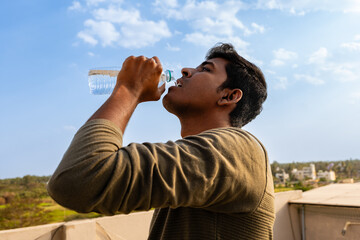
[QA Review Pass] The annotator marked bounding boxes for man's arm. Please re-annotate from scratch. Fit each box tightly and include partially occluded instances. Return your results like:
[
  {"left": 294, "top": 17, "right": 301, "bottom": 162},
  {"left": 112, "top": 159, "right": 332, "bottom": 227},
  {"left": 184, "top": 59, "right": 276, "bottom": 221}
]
[
  {"left": 88, "top": 56, "right": 165, "bottom": 133},
  {"left": 47, "top": 55, "right": 169, "bottom": 214}
]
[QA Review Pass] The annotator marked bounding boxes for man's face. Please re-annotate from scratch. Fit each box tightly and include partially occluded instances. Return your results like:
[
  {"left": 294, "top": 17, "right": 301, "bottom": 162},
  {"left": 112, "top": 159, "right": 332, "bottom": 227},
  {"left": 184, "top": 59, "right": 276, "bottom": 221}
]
[{"left": 162, "top": 57, "right": 229, "bottom": 117}]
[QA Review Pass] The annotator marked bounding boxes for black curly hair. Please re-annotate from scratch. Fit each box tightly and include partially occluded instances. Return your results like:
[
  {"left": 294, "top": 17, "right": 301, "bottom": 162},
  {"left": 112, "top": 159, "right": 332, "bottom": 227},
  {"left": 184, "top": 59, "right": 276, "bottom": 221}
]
[{"left": 206, "top": 43, "right": 267, "bottom": 127}]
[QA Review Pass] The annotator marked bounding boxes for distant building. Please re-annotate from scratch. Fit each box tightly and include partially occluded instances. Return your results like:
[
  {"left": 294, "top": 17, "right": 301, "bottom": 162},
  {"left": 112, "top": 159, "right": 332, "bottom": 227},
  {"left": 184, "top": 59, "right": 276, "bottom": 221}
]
[
  {"left": 317, "top": 170, "right": 336, "bottom": 181},
  {"left": 292, "top": 164, "right": 317, "bottom": 181},
  {"left": 275, "top": 170, "right": 289, "bottom": 183}
]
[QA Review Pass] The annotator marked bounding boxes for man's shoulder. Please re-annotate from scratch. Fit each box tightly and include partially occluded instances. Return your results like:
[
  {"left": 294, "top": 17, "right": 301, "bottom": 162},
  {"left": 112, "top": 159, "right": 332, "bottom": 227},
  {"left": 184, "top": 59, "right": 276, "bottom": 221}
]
[{"left": 178, "top": 126, "right": 265, "bottom": 156}]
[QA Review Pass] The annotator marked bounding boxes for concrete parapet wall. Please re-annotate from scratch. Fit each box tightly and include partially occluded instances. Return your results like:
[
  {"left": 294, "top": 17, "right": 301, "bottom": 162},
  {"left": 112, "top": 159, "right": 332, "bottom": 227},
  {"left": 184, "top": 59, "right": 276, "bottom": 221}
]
[
  {"left": 0, "top": 191, "right": 304, "bottom": 240},
  {"left": 0, "top": 222, "right": 64, "bottom": 240},
  {"left": 0, "top": 211, "right": 154, "bottom": 240},
  {"left": 273, "top": 190, "right": 303, "bottom": 240}
]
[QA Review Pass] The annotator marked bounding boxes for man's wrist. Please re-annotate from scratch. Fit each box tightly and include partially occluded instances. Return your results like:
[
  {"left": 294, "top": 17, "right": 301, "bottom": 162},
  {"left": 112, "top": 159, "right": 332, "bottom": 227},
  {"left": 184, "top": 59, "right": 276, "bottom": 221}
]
[
  {"left": 111, "top": 84, "right": 141, "bottom": 104},
  {"left": 87, "top": 84, "right": 139, "bottom": 133}
]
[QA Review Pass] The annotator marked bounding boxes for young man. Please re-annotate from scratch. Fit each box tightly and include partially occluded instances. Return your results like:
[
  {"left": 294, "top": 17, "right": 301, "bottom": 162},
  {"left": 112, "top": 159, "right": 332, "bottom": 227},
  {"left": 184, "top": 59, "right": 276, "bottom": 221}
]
[{"left": 48, "top": 43, "right": 275, "bottom": 239}]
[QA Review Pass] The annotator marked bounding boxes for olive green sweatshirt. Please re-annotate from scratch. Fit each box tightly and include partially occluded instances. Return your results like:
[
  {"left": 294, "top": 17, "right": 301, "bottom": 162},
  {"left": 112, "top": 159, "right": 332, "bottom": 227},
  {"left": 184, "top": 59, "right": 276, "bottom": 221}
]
[{"left": 48, "top": 119, "right": 274, "bottom": 239}]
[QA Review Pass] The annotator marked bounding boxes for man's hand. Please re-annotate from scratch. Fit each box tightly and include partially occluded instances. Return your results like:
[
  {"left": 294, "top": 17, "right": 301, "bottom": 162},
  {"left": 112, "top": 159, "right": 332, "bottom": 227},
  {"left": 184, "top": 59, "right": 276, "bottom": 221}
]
[
  {"left": 88, "top": 55, "right": 166, "bottom": 133},
  {"left": 113, "top": 56, "right": 166, "bottom": 103}
]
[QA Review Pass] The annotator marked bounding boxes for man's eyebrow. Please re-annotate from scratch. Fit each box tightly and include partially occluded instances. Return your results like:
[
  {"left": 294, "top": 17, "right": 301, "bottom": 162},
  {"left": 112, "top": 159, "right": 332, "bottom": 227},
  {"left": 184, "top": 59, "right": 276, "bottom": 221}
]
[{"left": 199, "top": 61, "right": 215, "bottom": 68}]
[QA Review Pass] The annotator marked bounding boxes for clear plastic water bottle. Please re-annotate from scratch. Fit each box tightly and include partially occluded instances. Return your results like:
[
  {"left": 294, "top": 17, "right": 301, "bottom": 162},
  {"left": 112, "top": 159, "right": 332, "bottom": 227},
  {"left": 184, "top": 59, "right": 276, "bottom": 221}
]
[{"left": 88, "top": 67, "right": 175, "bottom": 95}]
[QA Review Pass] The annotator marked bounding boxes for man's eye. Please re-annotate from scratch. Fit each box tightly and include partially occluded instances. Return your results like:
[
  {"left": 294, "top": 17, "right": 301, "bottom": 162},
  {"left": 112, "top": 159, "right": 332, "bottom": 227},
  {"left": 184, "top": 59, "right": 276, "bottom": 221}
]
[{"left": 201, "top": 67, "right": 210, "bottom": 72}]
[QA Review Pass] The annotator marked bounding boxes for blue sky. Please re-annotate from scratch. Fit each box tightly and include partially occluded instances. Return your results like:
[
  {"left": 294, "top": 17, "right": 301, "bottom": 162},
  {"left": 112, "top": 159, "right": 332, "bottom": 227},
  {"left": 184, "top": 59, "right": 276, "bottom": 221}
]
[{"left": 1, "top": 0, "right": 360, "bottom": 178}]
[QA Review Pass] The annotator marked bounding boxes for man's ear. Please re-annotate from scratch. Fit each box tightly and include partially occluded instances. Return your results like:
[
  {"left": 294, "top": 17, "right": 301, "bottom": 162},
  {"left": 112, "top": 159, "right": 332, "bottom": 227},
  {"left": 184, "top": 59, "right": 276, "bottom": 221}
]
[{"left": 217, "top": 88, "right": 242, "bottom": 106}]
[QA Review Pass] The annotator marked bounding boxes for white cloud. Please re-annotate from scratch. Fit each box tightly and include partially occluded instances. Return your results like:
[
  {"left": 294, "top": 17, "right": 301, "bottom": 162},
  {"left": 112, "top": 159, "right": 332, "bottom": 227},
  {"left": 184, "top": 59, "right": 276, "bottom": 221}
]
[
  {"left": 294, "top": 74, "right": 325, "bottom": 85},
  {"left": 308, "top": 47, "right": 328, "bottom": 64},
  {"left": 162, "top": 0, "right": 247, "bottom": 21},
  {"left": 268, "top": 47, "right": 359, "bottom": 88},
  {"left": 177, "top": 1, "right": 252, "bottom": 37},
  {"left": 68, "top": 1, "right": 83, "bottom": 11},
  {"left": 331, "top": 64, "right": 358, "bottom": 82},
  {"left": 119, "top": 20, "right": 171, "bottom": 48},
  {"left": 63, "top": 125, "right": 77, "bottom": 132},
  {"left": 92, "top": 6, "right": 140, "bottom": 24},
  {"left": 166, "top": 43, "right": 180, "bottom": 51},
  {"left": 264, "top": 70, "right": 288, "bottom": 89},
  {"left": 246, "top": 56, "right": 264, "bottom": 67},
  {"left": 292, "top": 45, "right": 360, "bottom": 83},
  {"left": 191, "top": 16, "right": 243, "bottom": 36},
  {"left": 77, "top": 31, "right": 98, "bottom": 45},
  {"left": 88, "top": 52, "right": 95, "bottom": 56},
  {"left": 256, "top": 0, "right": 281, "bottom": 10},
  {"left": 251, "top": 23, "right": 265, "bottom": 34},
  {"left": 76, "top": 5, "right": 171, "bottom": 48},
  {"left": 341, "top": 42, "right": 360, "bottom": 51},
  {"left": 265, "top": 69, "right": 276, "bottom": 75},
  {"left": 273, "top": 48, "right": 298, "bottom": 60},
  {"left": 73, "top": 1, "right": 264, "bottom": 50},
  {"left": 184, "top": 32, "right": 249, "bottom": 51},
  {"left": 78, "top": 19, "right": 120, "bottom": 47},
  {"left": 274, "top": 76, "right": 288, "bottom": 89},
  {"left": 184, "top": 32, "right": 225, "bottom": 47},
  {"left": 154, "top": 0, "right": 257, "bottom": 51},
  {"left": 289, "top": 7, "right": 305, "bottom": 16},
  {"left": 255, "top": 0, "right": 360, "bottom": 14},
  {"left": 271, "top": 59, "right": 285, "bottom": 66},
  {"left": 341, "top": 36, "right": 360, "bottom": 51},
  {"left": 86, "top": 0, "right": 106, "bottom": 6},
  {"left": 271, "top": 48, "right": 298, "bottom": 66},
  {"left": 343, "top": 1, "right": 360, "bottom": 13},
  {"left": 316, "top": 60, "right": 359, "bottom": 82},
  {"left": 153, "top": 0, "right": 178, "bottom": 8},
  {"left": 85, "top": 0, "right": 123, "bottom": 7}
]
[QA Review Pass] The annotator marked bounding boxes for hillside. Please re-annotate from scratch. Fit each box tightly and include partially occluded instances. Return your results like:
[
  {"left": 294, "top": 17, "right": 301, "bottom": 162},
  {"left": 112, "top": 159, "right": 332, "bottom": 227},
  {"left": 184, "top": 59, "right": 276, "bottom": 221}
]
[{"left": 0, "top": 175, "right": 102, "bottom": 230}]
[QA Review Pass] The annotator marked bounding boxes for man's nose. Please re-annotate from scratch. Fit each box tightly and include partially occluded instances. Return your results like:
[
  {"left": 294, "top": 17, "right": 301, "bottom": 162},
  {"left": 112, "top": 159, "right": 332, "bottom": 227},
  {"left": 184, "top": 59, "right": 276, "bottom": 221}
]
[{"left": 181, "top": 68, "right": 194, "bottom": 78}]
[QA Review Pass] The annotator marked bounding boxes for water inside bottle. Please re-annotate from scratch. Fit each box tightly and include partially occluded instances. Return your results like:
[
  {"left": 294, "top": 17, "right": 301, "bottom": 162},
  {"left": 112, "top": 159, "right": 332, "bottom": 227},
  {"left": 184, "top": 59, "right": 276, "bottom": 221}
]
[
  {"left": 88, "top": 73, "right": 117, "bottom": 95},
  {"left": 88, "top": 68, "right": 175, "bottom": 95}
]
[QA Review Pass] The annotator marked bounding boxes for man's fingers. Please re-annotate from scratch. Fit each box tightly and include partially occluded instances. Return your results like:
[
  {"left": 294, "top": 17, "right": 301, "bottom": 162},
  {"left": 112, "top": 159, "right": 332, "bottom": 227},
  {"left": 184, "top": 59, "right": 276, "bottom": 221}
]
[
  {"left": 152, "top": 56, "right": 161, "bottom": 64},
  {"left": 151, "top": 56, "right": 163, "bottom": 72}
]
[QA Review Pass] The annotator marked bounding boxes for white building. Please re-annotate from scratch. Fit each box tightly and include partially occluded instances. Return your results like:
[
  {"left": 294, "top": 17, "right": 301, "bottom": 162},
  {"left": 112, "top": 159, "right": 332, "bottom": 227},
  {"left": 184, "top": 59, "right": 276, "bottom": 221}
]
[
  {"left": 292, "top": 164, "right": 317, "bottom": 181},
  {"left": 317, "top": 170, "right": 336, "bottom": 181},
  {"left": 275, "top": 170, "right": 289, "bottom": 183}
]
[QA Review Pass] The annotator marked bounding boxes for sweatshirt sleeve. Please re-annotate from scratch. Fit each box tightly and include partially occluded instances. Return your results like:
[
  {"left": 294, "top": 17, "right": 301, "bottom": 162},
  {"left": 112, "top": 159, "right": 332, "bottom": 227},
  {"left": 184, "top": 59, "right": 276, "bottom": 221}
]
[{"left": 47, "top": 119, "right": 266, "bottom": 215}]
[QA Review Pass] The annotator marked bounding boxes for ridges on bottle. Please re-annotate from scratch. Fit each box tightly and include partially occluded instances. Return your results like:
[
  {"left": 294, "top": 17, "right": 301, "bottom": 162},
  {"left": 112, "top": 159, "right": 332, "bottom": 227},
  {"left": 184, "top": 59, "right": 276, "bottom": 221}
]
[{"left": 88, "top": 67, "right": 175, "bottom": 95}]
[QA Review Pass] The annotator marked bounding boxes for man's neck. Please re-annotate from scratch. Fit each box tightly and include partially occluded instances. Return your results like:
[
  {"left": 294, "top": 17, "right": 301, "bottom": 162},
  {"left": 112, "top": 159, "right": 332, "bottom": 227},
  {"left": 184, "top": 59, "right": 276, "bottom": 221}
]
[{"left": 179, "top": 114, "right": 231, "bottom": 138}]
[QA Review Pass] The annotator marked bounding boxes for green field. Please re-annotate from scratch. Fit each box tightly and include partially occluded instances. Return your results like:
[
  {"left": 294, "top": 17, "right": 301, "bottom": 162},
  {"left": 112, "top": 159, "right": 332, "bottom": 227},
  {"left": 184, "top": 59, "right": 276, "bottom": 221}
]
[
  {"left": 0, "top": 176, "right": 103, "bottom": 230},
  {"left": 274, "top": 187, "right": 295, "bottom": 193}
]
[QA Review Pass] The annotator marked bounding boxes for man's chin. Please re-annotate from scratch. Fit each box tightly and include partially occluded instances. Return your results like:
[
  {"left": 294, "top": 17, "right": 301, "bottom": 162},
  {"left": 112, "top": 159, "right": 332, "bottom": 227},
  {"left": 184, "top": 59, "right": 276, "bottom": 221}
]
[
  {"left": 162, "top": 94, "right": 171, "bottom": 111},
  {"left": 162, "top": 94, "right": 177, "bottom": 115}
]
